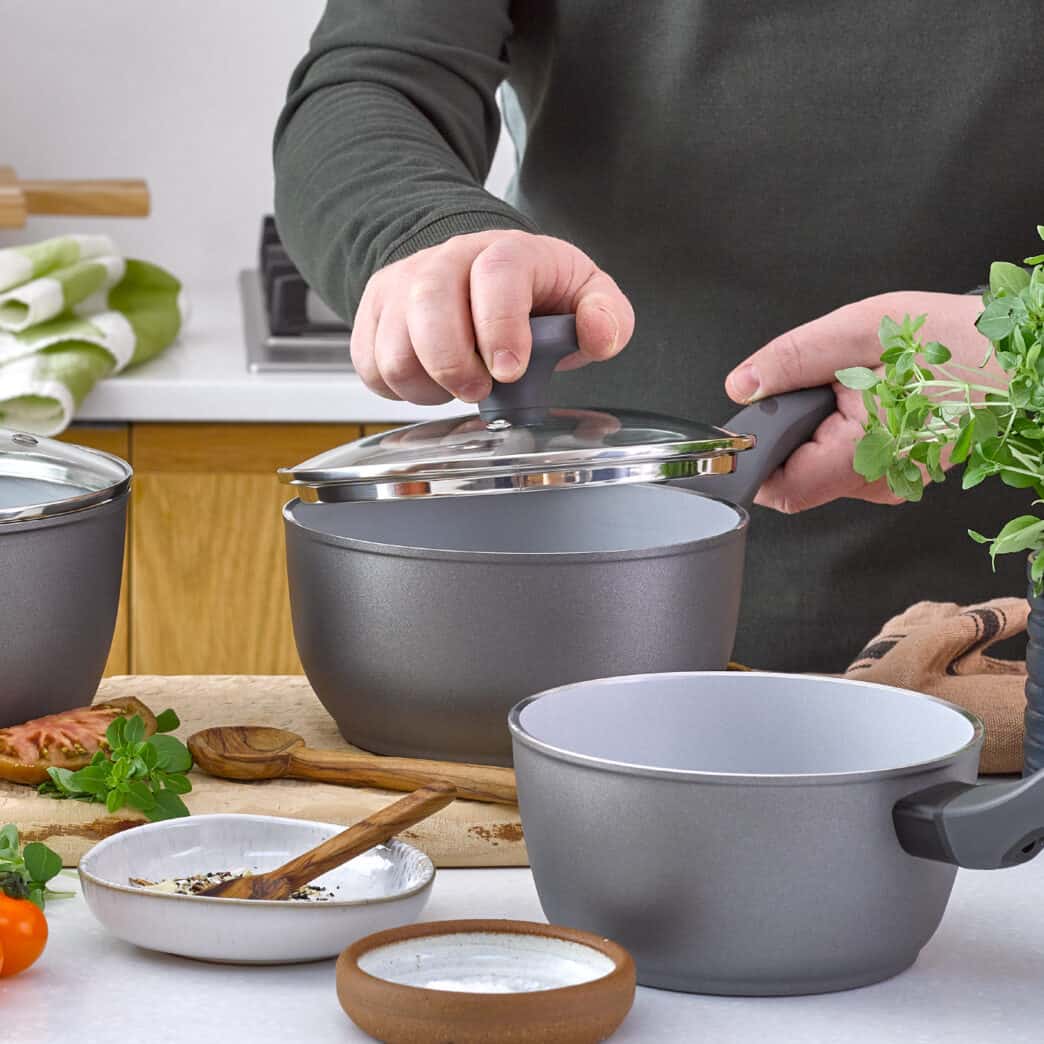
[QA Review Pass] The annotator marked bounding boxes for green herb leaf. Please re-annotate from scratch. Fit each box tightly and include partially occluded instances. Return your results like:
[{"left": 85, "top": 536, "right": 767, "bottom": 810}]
[
  {"left": 977, "top": 299, "right": 1017, "bottom": 341},
  {"left": 853, "top": 430, "right": 895, "bottom": 482},
  {"left": 22, "top": 842, "right": 62, "bottom": 885},
  {"left": 922, "top": 341, "right": 952, "bottom": 364},
  {"left": 154, "top": 709, "right": 180, "bottom": 733},
  {"left": 147, "top": 734, "right": 193, "bottom": 774},
  {"left": 835, "top": 366, "right": 879, "bottom": 390},
  {"left": 123, "top": 715, "right": 146, "bottom": 745},
  {"left": 148, "top": 790, "right": 191, "bottom": 822},
  {"left": 989, "top": 261, "right": 1031, "bottom": 297}
]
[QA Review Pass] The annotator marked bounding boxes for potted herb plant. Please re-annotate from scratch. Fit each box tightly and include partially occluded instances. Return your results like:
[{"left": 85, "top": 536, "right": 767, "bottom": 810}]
[{"left": 836, "top": 225, "right": 1044, "bottom": 775}]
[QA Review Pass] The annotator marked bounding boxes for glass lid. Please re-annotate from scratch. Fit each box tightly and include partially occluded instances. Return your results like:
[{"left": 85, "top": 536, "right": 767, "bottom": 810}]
[
  {"left": 280, "top": 407, "right": 754, "bottom": 502},
  {"left": 280, "top": 315, "right": 758, "bottom": 502},
  {"left": 0, "top": 429, "right": 132, "bottom": 523}
]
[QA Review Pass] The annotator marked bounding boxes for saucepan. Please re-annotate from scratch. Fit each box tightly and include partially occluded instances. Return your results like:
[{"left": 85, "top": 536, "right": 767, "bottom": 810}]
[
  {"left": 509, "top": 671, "right": 1044, "bottom": 996},
  {"left": 0, "top": 429, "right": 130, "bottom": 727},
  {"left": 279, "top": 316, "right": 834, "bottom": 765}
]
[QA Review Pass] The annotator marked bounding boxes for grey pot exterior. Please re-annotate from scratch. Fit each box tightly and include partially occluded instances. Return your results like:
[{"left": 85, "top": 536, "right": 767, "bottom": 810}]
[
  {"left": 0, "top": 493, "right": 128, "bottom": 728},
  {"left": 1025, "top": 561, "right": 1044, "bottom": 776},
  {"left": 284, "top": 489, "right": 748, "bottom": 765},
  {"left": 511, "top": 724, "right": 979, "bottom": 995}
]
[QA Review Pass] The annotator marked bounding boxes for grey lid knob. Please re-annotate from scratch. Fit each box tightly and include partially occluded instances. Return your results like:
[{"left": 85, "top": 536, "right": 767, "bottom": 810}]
[{"left": 478, "top": 315, "right": 579, "bottom": 426}]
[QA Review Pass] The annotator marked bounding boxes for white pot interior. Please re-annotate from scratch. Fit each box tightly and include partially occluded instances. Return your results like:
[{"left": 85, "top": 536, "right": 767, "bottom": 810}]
[
  {"left": 289, "top": 484, "right": 742, "bottom": 555},
  {"left": 517, "top": 672, "right": 978, "bottom": 776}
]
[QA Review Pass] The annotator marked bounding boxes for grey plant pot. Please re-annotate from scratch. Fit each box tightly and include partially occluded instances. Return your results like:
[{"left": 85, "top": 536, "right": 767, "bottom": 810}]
[{"left": 1026, "top": 557, "right": 1044, "bottom": 776}]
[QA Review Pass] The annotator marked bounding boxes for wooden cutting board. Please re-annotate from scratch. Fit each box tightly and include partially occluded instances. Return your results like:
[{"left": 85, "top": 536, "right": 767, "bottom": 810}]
[{"left": 0, "top": 676, "right": 527, "bottom": 868}]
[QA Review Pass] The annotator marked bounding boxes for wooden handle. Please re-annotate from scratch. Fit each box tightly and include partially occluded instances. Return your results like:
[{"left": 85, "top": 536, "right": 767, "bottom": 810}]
[
  {"left": 290, "top": 746, "right": 517, "bottom": 806},
  {"left": 209, "top": 783, "right": 457, "bottom": 900},
  {"left": 0, "top": 167, "right": 150, "bottom": 227},
  {"left": 200, "top": 782, "right": 456, "bottom": 900},
  {"left": 0, "top": 166, "right": 27, "bottom": 229},
  {"left": 21, "top": 179, "right": 150, "bottom": 218}
]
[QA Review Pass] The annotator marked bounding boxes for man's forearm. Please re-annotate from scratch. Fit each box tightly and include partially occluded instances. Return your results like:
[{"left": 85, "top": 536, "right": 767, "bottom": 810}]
[{"left": 273, "top": 0, "right": 535, "bottom": 322}]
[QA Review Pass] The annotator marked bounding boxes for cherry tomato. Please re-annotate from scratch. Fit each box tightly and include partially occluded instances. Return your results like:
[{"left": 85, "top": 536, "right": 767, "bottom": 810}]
[{"left": 0, "top": 894, "right": 47, "bottom": 977}]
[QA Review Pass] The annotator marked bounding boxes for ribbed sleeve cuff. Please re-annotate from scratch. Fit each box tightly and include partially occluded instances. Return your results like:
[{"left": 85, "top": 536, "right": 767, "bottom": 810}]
[{"left": 384, "top": 209, "right": 539, "bottom": 266}]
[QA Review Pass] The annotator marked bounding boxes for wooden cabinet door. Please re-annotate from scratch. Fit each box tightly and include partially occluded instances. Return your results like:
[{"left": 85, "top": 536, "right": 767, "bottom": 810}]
[
  {"left": 61, "top": 424, "right": 131, "bottom": 676},
  {"left": 130, "top": 424, "right": 361, "bottom": 675}
]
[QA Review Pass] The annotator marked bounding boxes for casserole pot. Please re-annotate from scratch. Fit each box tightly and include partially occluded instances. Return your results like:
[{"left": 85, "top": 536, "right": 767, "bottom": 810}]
[
  {"left": 509, "top": 671, "right": 1044, "bottom": 995},
  {"left": 280, "top": 316, "right": 834, "bottom": 764},
  {"left": 0, "top": 429, "right": 131, "bottom": 727}
]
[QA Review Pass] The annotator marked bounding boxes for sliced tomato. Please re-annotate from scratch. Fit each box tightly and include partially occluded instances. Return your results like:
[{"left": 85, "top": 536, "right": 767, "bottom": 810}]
[{"left": 0, "top": 697, "right": 157, "bottom": 785}]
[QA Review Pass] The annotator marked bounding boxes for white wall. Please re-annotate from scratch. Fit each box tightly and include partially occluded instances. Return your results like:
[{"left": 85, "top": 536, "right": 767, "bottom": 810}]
[{"left": 1, "top": 0, "right": 514, "bottom": 294}]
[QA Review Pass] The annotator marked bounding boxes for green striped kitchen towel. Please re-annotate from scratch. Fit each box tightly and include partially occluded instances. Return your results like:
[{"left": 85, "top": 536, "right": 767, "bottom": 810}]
[
  {"left": 0, "top": 255, "right": 187, "bottom": 436},
  {"left": 0, "top": 234, "right": 116, "bottom": 293},
  {"left": 0, "top": 254, "right": 127, "bottom": 331}
]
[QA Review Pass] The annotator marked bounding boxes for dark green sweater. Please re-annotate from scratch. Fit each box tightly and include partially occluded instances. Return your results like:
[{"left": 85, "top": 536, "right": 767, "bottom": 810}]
[{"left": 275, "top": 0, "right": 1044, "bottom": 671}]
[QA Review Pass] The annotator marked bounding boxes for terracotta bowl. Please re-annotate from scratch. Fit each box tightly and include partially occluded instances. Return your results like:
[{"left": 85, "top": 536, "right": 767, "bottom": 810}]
[{"left": 336, "top": 918, "right": 636, "bottom": 1044}]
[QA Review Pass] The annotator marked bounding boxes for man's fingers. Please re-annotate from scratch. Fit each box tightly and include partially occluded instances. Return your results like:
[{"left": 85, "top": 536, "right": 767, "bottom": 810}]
[
  {"left": 349, "top": 291, "right": 396, "bottom": 400},
  {"left": 726, "top": 299, "right": 884, "bottom": 404},
  {"left": 469, "top": 234, "right": 635, "bottom": 382},
  {"left": 469, "top": 235, "right": 540, "bottom": 382},
  {"left": 752, "top": 410, "right": 902, "bottom": 512},
  {"left": 571, "top": 271, "right": 635, "bottom": 366},
  {"left": 405, "top": 262, "right": 490, "bottom": 403},
  {"left": 374, "top": 306, "right": 454, "bottom": 405}
]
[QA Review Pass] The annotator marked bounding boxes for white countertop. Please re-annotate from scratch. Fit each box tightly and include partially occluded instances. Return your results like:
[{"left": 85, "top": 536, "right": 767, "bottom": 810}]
[
  {"left": 76, "top": 280, "right": 465, "bottom": 425},
  {"left": 6, "top": 862, "right": 1044, "bottom": 1044}
]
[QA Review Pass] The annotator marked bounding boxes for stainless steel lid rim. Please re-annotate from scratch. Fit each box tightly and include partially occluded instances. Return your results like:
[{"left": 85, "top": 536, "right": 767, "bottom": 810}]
[
  {"left": 288, "top": 453, "right": 737, "bottom": 504},
  {"left": 0, "top": 484, "right": 131, "bottom": 531},
  {"left": 282, "top": 496, "right": 750, "bottom": 564},
  {"left": 280, "top": 442, "right": 746, "bottom": 489},
  {"left": 508, "top": 672, "right": 986, "bottom": 787}
]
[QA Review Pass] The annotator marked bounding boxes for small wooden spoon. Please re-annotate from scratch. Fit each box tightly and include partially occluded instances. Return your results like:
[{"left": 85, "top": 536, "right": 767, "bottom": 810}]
[
  {"left": 199, "top": 782, "right": 456, "bottom": 900},
  {"left": 188, "top": 725, "right": 517, "bottom": 805}
]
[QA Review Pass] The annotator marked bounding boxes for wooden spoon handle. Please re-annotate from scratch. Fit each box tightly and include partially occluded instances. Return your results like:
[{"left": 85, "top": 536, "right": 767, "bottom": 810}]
[
  {"left": 289, "top": 747, "right": 517, "bottom": 805},
  {"left": 20, "top": 178, "right": 150, "bottom": 218},
  {"left": 262, "top": 783, "right": 457, "bottom": 899}
]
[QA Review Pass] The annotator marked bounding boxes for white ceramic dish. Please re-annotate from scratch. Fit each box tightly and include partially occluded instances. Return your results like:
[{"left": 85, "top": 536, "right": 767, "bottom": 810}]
[
  {"left": 79, "top": 813, "right": 435, "bottom": 964},
  {"left": 357, "top": 930, "right": 618, "bottom": 993}
]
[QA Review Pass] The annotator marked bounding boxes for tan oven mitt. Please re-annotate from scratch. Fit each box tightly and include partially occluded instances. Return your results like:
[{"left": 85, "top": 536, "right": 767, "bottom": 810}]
[{"left": 845, "top": 598, "right": 1027, "bottom": 774}]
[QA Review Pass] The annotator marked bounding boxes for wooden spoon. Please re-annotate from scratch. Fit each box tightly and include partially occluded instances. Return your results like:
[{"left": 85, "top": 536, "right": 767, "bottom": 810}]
[
  {"left": 188, "top": 725, "right": 517, "bottom": 805},
  {"left": 199, "top": 782, "right": 456, "bottom": 900}
]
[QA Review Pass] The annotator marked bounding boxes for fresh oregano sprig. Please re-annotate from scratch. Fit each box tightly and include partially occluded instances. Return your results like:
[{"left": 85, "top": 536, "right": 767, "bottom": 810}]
[
  {"left": 0, "top": 823, "right": 72, "bottom": 909},
  {"left": 837, "top": 225, "right": 1044, "bottom": 590},
  {"left": 39, "top": 709, "right": 193, "bottom": 821}
]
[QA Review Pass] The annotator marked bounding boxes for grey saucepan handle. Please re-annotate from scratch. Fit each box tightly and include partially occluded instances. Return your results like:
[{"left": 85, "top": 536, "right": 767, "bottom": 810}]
[
  {"left": 893, "top": 770, "right": 1044, "bottom": 870},
  {"left": 681, "top": 386, "right": 836, "bottom": 508},
  {"left": 478, "top": 314, "right": 578, "bottom": 426}
]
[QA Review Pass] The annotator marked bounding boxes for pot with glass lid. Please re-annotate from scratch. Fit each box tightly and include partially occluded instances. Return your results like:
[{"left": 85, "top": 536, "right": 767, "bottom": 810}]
[
  {"left": 0, "top": 429, "right": 131, "bottom": 727},
  {"left": 279, "top": 316, "right": 834, "bottom": 765}
]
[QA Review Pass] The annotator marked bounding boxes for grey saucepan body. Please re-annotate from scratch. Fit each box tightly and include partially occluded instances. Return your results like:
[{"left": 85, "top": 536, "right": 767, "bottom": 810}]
[
  {"left": 509, "top": 671, "right": 1044, "bottom": 995},
  {"left": 1, "top": 481, "right": 128, "bottom": 727},
  {"left": 284, "top": 485, "right": 748, "bottom": 764}
]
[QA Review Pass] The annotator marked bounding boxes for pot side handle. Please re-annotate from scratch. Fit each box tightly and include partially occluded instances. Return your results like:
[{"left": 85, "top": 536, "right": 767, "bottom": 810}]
[
  {"left": 478, "top": 315, "right": 579, "bottom": 426},
  {"left": 680, "top": 387, "right": 836, "bottom": 509},
  {"left": 893, "top": 771, "right": 1044, "bottom": 870}
]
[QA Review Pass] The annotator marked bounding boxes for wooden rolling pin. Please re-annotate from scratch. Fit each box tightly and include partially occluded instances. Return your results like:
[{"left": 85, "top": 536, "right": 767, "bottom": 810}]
[
  {"left": 188, "top": 725, "right": 518, "bottom": 806},
  {"left": 0, "top": 165, "right": 149, "bottom": 228}
]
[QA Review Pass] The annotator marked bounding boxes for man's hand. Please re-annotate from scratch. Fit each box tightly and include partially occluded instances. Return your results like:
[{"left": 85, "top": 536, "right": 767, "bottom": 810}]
[
  {"left": 350, "top": 230, "right": 635, "bottom": 404},
  {"left": 724, "top": 292, "right": 998, "bottom": 513}
]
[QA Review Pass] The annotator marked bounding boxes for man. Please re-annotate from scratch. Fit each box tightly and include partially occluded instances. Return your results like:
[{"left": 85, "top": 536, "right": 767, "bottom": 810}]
[{"left": 274, "top": 1, "right": 1043, "bottom": 670}]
